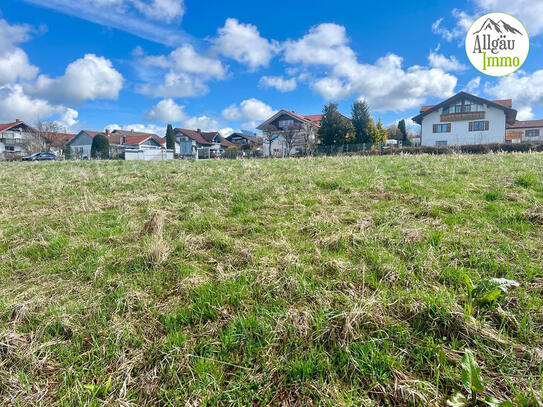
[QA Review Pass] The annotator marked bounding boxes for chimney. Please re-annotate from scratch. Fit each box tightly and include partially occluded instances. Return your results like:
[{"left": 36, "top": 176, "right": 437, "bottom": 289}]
[{"left": 15, "top": 119, "right": 21, "bottom": 122}]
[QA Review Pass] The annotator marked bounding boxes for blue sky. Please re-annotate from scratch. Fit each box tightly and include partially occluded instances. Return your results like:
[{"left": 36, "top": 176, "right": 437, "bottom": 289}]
[{"left": 0, "top": 0, "right": 542, "bottom": 136}]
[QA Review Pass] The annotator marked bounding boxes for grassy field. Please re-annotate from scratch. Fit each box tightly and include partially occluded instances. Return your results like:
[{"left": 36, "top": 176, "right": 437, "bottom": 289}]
[{"left": 0, "top": 154, "right": 542, "bottom": 406}]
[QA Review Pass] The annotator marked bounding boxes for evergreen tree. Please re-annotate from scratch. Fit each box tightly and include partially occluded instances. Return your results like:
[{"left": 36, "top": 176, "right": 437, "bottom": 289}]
[
  {"left": 64, "top": 145, "right": 72, "bottom": 160},
  {"left": 318, "top": 103, "right": 352, "bottom": 145},
  {"left": 166, "top": 124, "right": 175, "bottom": 150},
  {"left": 398, "top": 119, "right": 411, "bottom": 146},
  {"left": 91, "top": 134, "right": 110, "bottom": 159},
  {"left": 351, "top": 99, "right": 371, "bottom": 143}
]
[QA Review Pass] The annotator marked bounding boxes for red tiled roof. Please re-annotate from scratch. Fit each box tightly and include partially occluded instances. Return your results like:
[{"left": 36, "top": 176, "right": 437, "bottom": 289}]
[
  {"left": 420, "top": 105, "right": 435, "bottom": 113},
  {"left": 43, "top": 132, "right": 76, "bottom": 146},
  {"left": 0, "top": 121, "right": 21, "bottom": 132},
  {"left": 174, "top": 128, "right": 233, "bottom": 147},
  {"left": 82, "top": 130, "right": 106, "bottom": 138},
  {"left": 493, "top": 99, "right": 513, "bottom": 108},
  {"left": 506, "top": 119, "right": 543, "bottom": 129},
  {"left": 175, "top": 128, "right": 213, "bottom": 145},
  {"left": 124, "top": 135, "right": 153, "bottom": 145},
  {"left": 152, "top": 135, "right": 167, "bottom": 145},
  {"left": 304, "top": 114, "right": 324, "bottom": 126},
  {"left": 227, "top": 133, "right": 263, "bottom": 145},
  {"left": 0, "top": 120, "right": 37, "bottom": 133}
]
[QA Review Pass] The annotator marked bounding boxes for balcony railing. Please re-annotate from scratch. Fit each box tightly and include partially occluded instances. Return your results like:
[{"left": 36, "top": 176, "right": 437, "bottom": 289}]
[
  {"left": 0, "top": 138, "right": 24, "bottom": 145},
  {"left": 440, "top": 112, "right": 485, "bottom": 122}
]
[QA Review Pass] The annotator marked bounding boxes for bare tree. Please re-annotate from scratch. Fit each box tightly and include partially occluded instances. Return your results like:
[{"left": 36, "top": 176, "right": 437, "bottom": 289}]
[
  {"left": 35, "top": 120, "right": 68, "bottom": 154},
  {"left": 280, "top": 124, "right": 300, "bottom": 157},
  {"left": 260, "top": 124, "right": 279, "bottom": 157},
  {"left": 300, "top": 122, "right": 316, "bottom": 156}
]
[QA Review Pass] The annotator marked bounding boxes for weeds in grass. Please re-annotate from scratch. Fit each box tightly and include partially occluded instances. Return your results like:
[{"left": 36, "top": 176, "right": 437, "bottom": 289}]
[{"left": 0, "top": 154, "right": 542, "bottom": 406}]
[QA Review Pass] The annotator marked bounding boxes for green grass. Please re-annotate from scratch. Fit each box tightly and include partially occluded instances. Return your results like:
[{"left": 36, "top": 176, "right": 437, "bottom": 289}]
[{"left": 0, "top": 154, "right": 542, "bottom": 406}]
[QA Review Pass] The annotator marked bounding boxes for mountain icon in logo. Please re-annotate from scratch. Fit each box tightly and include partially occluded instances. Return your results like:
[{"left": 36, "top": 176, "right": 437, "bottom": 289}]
[{"left": 473, "top": 18, "right": 523, "bottom": 35}]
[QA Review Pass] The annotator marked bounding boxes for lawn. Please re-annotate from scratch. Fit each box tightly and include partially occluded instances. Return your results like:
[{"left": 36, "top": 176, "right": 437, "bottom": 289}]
[{"left": 0, "top": 154, "right": 542, "bottom": 406}]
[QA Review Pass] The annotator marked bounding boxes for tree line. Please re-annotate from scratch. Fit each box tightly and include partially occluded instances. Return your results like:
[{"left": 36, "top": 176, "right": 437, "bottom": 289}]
[{"left": 318, "top": 100, "right": 411, "bottom": 147}]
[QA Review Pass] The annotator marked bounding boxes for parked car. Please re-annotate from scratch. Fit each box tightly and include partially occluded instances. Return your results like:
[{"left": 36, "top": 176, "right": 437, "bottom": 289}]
[{"left": 22, "top": 152, "right": 56, "bottom": 161}]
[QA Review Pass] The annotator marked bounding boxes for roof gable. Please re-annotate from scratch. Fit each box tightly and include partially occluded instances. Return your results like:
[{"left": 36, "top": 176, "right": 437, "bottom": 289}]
[
  {"left": 412, "top": 92, "right": 517, "bottom": 125},
  {"left": 0, "top": 120, "right": 38, "bottom": 134}
]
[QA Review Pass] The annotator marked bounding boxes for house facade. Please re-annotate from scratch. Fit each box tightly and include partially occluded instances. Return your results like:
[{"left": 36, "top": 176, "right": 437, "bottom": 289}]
[
  {"left": 43, "top": 132, "right": 76, "bottom": 157},
  {"left": 0, "top": 120, "right": 44, "bottom": 160},
  {"left": 256, "top": 110, "right": 323, "bottom": 157},
  {"left": 68, "top": 129, "right": 163, "bottom": 159},
  {"left": 506, "top": 120, "right": 543, "bottom": 143},
  {"left": 174, "top": 128, "right": 233, "bottom": 158},
  {"left": 226, "top": 132, "right": 263, "bottom": 154},
  {"left": 413, "top": 92, "right": 518, "bottom": 146}
]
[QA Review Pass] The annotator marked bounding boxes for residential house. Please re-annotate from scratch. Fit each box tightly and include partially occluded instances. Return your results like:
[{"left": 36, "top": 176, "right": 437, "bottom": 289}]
[
  {"left": 68, "top": 129, "right": 163, "bottom": 159},
  {"left": 256, "top": 110, "right": 325, "bottom": 157},
  {"left": 68, "top": 130, "right": 107, "bottom": 159},
  {"left": 43, "top": 132, "right": 76, "bottom": 157},
  {"left": 506, "top": 120, "right": 543, "bottom": 143},
  {"left": 150, "top": 135, "right": 181, "bottom": 155},
  {"left": 226, "top": 132, "right": 264, "bottom": 154},
  {"left": 413, "top": 92, "right": 517, "bottom": 146},
  {"left": 174, "top": 128, "right": 233, "bottom": 158},
  {"left": 109, "top": 130, "right": 163, "bottom": 157},
  {"left": 0, "top": 120, "right": 44, "bottom": 160}
]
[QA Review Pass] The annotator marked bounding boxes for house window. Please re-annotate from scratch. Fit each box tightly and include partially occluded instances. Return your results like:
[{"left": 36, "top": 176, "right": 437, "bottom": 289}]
[
  {"left": 5, "top": 146, "right": 14, "bottom": 151},
  {"left": 278, "top": 119, "right": 294, "bottom": 128},
  {"left": 436, "top": 140, "right": 448, "bottom": 146},
  {"left": 433, "top": 123, "right": 451, "bottom": 133},
  {"left": 469, "top": 121, "right": 489, "bottom": 131},
  {"left": 525, "top": 129, "right": 540, "bottom": 137},
  {"left": 443, "top": 100, "right": 483, "bottom": 114}
]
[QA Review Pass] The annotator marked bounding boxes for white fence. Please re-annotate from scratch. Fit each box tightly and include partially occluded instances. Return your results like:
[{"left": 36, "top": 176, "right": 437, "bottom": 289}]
[{"left": 124, "top": 149, "right": 174, "bottom": 161}]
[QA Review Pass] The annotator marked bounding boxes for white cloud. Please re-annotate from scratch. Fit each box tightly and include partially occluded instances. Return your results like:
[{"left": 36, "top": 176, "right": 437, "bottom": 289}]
[
  {"left": 259, "top": 75, "right": 297, "bottom": 92},
  {"left": 21, "top": 0, "right": 188, "bottom": 46},
  {"left": 138, "top": 44, "right": 227, "bottom": 98},
  {"left": 131, "top": 0, "right": 184, "bottom": 23},
  {"left": 27, "top": 54, "right": 124, "bottom": 104},
  {"left": 212, "top": 18, "right": 278, "bottom": 70},
  {"left": 57, "top": 108, "right": 79, "bottom": 128},
  {"left": 0, "top": 84, "right": 73, "bottom": 124},
  {"left": 222, "top": 98, "right": 276, "bottom": 122},
  {"left": 428, "top": 52, "right": 466, "bottom": 72},
  {"left": 143, "top": 98, "right": 186, "bottom": 122},
  {"left": 516, "top": 107, "right": 534, "bottom": 120},
  {"left": 105, "top": 123, "right": 166, "bottom": 135},
  {"left": 283, "top": 23, "right": 355, "bottom": 65},
  {"left": 183, "top": 115, "right": 221, "bottom": 131},
  {"left": 432, "top": 9, "right": 474, "bottom": 42},
  {"left": 475, "top": 0, "right": 543, "bottom": 36},
  {"left": 485, "top": 70, "right": 543, "bottom": 118},
  {"left": 219, "top": 127, "right": 234, "bottom": 137},
  {"left": 464, "top": 77, "right": 481, "bottom": 93},
  {"left": 221, "top": 98, "right": 276, "bottom": 130},
  {"left": 282, "top": 23, "right": 457, "bottom": 111},
  {"left": 433, "top": 1, "right": 543, "bottom": 42},
  {"left": 312, "top": 53, "right": 457, "bottom": 111},
  {"left": 0, "top": 19, "right": 39, "bottom": 85}
]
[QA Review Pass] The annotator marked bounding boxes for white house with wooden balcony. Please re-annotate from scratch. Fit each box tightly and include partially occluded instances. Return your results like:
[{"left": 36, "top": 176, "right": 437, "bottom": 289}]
[{"left": 413, "top": 92, "right": 518, "bottom": 146}]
